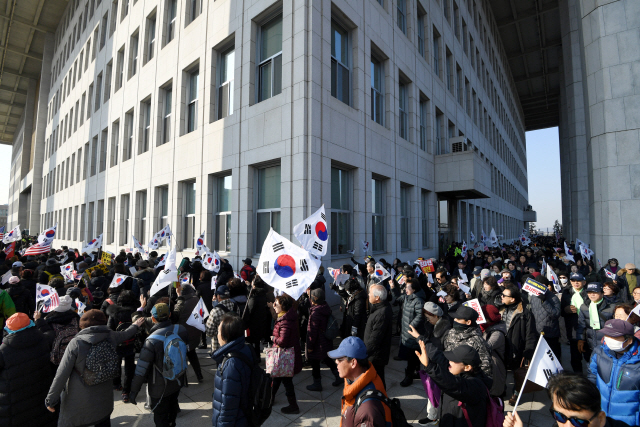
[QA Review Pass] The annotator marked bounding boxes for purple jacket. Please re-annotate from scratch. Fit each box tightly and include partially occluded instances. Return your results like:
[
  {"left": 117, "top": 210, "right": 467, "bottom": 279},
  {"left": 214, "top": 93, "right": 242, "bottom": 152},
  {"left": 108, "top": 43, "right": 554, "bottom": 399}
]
[
  {"left": 272, "top": 308, "right": 303, "bottom": 375},
  {"left": 306, "top": 302, "right": 333, "bottom": 360}
]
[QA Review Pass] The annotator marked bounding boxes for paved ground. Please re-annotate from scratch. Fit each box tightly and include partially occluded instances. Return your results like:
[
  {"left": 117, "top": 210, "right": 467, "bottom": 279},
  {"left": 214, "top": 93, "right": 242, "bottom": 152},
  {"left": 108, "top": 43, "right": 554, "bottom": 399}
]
[{"left": 110, "top": 335, "right": 567, "bottom": 426}]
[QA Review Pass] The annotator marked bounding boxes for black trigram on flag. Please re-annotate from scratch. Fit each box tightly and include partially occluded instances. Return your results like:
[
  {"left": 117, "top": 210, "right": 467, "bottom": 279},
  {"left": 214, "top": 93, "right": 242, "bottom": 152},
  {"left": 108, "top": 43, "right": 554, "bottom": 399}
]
[
  {"left": 312, "top": 242, "right": 323, "bottom": 251},
  {"left": 300, "top": 259, "right": 309, "bottom": 271},
  {"left": 263, "top": 261, "right": 269, "bottom": 273},
  {"left": 543, "top": 369, "right": 553, "bottom": 381},
  {"left": 304, "top": 224, "right": 312, "bottom": 234},
  {"left": 320, "top": 212, "right": 327, "bottom": 221},
  {"left": 272, "top": 242, "right": 284, "bottom": 252},
  {"left": 546, "top": 350, "right": 555, "bottom": 361},
  {"left": 286, "top": 279, "right": 299, "bottom": 288}
]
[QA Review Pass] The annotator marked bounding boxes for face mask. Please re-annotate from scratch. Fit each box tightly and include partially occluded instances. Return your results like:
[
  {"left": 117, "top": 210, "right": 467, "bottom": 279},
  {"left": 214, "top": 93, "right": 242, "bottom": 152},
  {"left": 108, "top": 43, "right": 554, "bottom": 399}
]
[
  {"left": 560, "top": 278, "right": 568, "bottom": 285},
  {"left": 453, "top": 322, "right": 472, "bottom": 332},
  {"left": 604, "top": 336, "right": 630, "bottom": 352}
]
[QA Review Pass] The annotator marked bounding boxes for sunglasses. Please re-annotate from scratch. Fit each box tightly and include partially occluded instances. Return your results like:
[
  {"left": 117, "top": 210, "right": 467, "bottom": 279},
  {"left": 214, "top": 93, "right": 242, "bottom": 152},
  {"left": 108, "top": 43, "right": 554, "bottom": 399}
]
[{"left": 549, "top": 408, "right": 598, "bottom": 427}]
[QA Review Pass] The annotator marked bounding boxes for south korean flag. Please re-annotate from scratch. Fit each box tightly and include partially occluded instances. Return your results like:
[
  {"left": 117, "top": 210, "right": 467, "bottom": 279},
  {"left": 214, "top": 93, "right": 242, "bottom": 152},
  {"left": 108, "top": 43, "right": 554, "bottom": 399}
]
[
  {"left": 186, "top": 297, "right": 210, "bottom": 332},
  {"left": 293, "top": 205, "right": 328, "bottom": 257},
  {"left": 258, "top": 228, "right": 320, "bottom": 300},
  {"left": 202, "top": 246, "right": 222, "bottom": 273}
]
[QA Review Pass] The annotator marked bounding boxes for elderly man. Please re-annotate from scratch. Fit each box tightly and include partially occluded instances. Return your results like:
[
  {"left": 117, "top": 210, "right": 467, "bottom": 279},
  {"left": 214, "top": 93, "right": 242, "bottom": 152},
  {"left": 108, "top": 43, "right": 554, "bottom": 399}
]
[
  {"left": 577, "top": 282, "right": 614, "bottom": 359},
  {"left": 561, "top": 272, "right": 590, "bottom": 373},
  {"left": 363, "top": 284, "right": 393, "bottom": 387}
]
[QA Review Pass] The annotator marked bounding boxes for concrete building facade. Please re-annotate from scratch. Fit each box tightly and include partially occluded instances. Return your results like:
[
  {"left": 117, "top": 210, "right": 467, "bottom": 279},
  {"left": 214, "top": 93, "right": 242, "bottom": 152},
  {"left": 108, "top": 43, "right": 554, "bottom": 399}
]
[{"left": 9, "top": 0, "right": 553, "bottom": 267}]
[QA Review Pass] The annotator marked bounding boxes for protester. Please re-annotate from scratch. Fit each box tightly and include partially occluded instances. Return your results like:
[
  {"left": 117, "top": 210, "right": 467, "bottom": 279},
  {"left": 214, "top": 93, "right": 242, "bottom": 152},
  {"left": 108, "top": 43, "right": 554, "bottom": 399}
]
[
  {"left": 0, "top": 313, "right": 57, "bottom": 426},
  {"left": 479, "top": 276, "right": 502, "bottom": 307},
  {"left": 577, "top": 282, "right": 614, "bottom": 358},
  {"left": 239, "top": 258, "right": 256, "bottom": 282},
  {"left": 561, "top": 272, "right": 590, "bottom": 373},
  {"left": 396, "top": 278, "right": 426, "bottom": 387},
  {"left": 35, "top": 294, "right": 81, "bottom": 369},
  {"left": 337, "top": 277, "right": 367, "bottom": 340},
  {"left": 46, "top": 310, "right": 144, "bottom": 427},
  {"left": 205, "top": 285, "right": 239, "bottom": 353},
  {"left": 328, "top": 336, "right": 391, "bottom": 427},
  {"left": 616, "top": 263, "right": 639, "bottom": 300},
  {"left": 0, "top": 285, "right": 15, "bottom": 328},
  {"left": 245, "top": 275, "right": 270, "bottom": 357},
  {"left": 173, "top": 282, "right": 204, "bottom": 382},
  {"left": 480, "top": 304, "right": 507, "bottom": 397},
  {"left": 363, "top": 284, "right": 393, "bottom": 388},
  {"left": 105, "top": 290, "right": 139, "bottom": 401},
  {"left": 528, "top": 275, "right": 562, "bottom": 357},
  {"left": 306, "top": 288, "right": 340, "bottom": 391}
]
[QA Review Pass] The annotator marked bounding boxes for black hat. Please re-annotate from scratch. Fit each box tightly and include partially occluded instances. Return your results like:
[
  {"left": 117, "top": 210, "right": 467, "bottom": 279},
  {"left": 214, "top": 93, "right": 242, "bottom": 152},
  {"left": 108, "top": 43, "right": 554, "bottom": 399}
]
[
  {"left": 242, "top": 258, "right": 252, "bottom": 265},
  {"left": 449, "top": 305, "right": 479, "bottom": 322},
  {"left": 444, "top": 345, "right": 481, "bottom": 366},
  {"left": 586, "top": 282, "right": 603, "bottom": 293},
  {"left": 570, "top": 272, "right": 585, "bottom": 281}
]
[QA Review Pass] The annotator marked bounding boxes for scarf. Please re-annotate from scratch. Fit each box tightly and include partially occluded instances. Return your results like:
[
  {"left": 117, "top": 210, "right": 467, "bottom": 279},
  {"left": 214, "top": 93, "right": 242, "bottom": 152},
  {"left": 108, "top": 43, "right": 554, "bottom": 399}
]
[
  {"left": 340, "top": 365, "right": 392, "bottom": 427},
  {"left": 277, "top": 311, "right": 287, "bottom": 319},
  {"left": 627, "top": 273, "right": 637, "bottom": 294},
  {"left": 571, "top": 289, "right": 584, "bottom": 311},
  {"left": 589, "top": 299, "right": 603, "bottom": 330}
]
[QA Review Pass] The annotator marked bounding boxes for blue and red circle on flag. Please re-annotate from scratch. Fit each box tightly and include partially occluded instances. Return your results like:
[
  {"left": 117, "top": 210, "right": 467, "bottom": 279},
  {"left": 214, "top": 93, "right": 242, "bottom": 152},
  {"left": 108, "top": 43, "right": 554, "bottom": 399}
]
[
  {"left": 375, "top": 268, "right": 384, "bottom": 276},
  {"left": 199, "top": 308, "right": 204, "bottom": 317},
  {"left": 40, "top": 288, "right": 50, "bottom": 298},
  {"left": 315, "top": 222, "right": 328, "bottom": 242},
  {"left": 116, "top": 277, "right": 124, "bottom": 284},
  {"left": 89, "top": 239, "right": 96, "bottom": 245},
  {"left": 274, "top": 254, "right": 296, "bottom": 278},
  {"left": 197, "top": 238, "right": 204, "bottom": 246},
  {"left": 46, "top": 230, "right": 55, "bottom": 238}
]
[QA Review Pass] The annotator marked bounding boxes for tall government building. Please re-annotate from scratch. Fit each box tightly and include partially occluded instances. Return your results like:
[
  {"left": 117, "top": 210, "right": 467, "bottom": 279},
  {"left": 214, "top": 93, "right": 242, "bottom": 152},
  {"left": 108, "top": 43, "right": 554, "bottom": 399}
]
[{"left": 5, "top": 0, "right": 639, "bottom": 266}]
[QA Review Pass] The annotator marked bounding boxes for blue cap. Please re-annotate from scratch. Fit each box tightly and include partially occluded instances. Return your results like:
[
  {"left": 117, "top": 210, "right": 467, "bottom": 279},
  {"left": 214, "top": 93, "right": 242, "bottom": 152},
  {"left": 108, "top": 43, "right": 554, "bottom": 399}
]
[
  {"left": 586, "top": 282, "right": 603, "bottom": 293},
  {"left": 570, "top": 272, "right": 585, "bottom": 281},
  {"left": 215, "top": 285, "right": 230, "bottom": 296},
  {"left": 327, "top": 336, "right": 368, "bottom": 360}
]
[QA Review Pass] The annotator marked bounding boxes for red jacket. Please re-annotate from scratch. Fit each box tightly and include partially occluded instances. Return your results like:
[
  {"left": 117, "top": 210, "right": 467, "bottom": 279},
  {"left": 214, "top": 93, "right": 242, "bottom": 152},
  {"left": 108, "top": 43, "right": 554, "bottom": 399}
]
[
  {"left": 240, "top": 265, "right": 255, "bottom": 281},
  {"left": 272, "top": 308, "right": 302, "bottom": 375}
]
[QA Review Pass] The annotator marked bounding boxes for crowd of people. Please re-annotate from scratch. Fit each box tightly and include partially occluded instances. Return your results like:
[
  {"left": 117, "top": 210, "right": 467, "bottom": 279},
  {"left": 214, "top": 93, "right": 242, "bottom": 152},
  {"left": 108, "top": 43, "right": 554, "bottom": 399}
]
[{"left": 0, "top": 235, "right": 639, "bottom": 427}]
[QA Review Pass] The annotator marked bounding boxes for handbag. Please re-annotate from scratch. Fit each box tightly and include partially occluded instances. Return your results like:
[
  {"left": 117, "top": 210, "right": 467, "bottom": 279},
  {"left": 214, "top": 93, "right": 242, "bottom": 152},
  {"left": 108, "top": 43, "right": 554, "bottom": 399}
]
[
  {"left": 513, "top": 359, "right": 544, "bottom": 394},
  {"left": 265, "top": 346, "right": 295, "bottom": 378},
  {"left": 419, "top": 371, "right": 441, "bottom": 408}
]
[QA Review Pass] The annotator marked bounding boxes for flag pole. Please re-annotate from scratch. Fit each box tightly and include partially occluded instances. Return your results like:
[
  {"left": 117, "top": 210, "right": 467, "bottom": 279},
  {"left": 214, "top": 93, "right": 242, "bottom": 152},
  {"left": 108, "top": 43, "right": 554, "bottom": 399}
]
[{"left": 512, "top": 333, "right": 545, "bottom": 414}]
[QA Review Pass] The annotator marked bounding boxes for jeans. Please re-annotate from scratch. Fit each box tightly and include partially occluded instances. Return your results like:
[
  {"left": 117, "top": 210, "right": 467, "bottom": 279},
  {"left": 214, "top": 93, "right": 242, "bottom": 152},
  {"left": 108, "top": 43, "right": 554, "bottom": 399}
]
[{"left": 151, "top": 391, "right": 180, "bottom": 427}]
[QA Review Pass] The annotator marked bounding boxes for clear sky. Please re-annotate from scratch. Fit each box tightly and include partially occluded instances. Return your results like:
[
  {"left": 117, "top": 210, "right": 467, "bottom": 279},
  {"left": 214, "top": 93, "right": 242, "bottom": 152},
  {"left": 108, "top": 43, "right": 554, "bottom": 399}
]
[{"left": 525, "top": 127, "right": 562, "bottom": 230}]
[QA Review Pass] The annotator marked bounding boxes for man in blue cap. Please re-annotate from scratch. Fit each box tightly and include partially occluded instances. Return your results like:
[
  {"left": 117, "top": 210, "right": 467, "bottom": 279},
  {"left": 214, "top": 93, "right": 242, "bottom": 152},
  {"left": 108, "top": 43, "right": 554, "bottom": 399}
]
[
  {"left": 577, "top": 282, "right": 614, "bottom": 359},
  {"left": 328, "top": 336, "right": 391, "bottom": 427},
  {"left": 561, "top": 272, "right": 590, "bottom": 373}
]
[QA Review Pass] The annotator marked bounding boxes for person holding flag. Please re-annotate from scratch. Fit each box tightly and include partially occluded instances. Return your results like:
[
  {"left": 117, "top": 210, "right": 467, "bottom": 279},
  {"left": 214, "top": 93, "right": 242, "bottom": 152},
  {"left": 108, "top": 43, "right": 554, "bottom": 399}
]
[
  {"left": 561, "top": 272, "right": 591, "bottom": 373},
  {"left": 396, "top": 278, "right": 427, "bottom": 387},
  {"left": 173, "top": 282, "right": 205, "bottom": 382}
]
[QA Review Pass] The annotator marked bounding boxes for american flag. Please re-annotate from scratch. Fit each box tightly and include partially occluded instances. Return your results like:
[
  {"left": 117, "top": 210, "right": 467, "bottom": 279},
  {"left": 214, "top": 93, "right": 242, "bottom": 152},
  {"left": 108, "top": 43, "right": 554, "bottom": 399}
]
[
  {"left": 24, "top": 242, "right": 52, "bottom": 255},
  {"left": 41, "top": 292, "right": 60, "bottom": 313},
  {"left": 0, "top": 226, "right": 5, "bottom": 240}
]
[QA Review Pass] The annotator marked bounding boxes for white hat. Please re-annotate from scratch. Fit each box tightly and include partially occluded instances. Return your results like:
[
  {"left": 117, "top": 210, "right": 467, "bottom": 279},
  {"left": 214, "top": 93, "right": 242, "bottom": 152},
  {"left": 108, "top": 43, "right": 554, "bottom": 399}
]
[
  {"left": 480, "top": 268, "right": 491, "bottom": 279},
  {"left": 54, "top": 295, "right": 73, "bottom": 312}
]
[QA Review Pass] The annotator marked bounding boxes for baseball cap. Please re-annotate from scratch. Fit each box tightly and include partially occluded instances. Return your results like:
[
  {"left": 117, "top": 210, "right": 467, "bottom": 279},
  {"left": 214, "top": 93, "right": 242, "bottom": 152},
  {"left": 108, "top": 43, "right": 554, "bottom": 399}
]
[
  {"left": 601, "top": 319, "right": 635, "bottom": 337},
  {"left": 480, "top": 269, "right": 491, "bottom": 279},
  {"left": 151, "top": 303, "right": 170, "bottom": 320},
  {"left": 327, "top": 336, "right": 368, "bottom": 360},
  {"left": 570, "top": 272, "right": 585, "bottom": 281},
  {"left": 449, "top": 305, "right": 479, "bottom": 322},
  {"left": 242, "top": 258, "right": 252, "bottom": 265},
  {"left": 472, "top": 266, "right": 482, "bottom": 276},
  {"left": 443, "top": 345, "right": 481, "bottom": 366},
  {"left": 11, "top": 261, "right": 23, "bottom": 268},
  {"left": 423, "top": 301, "right": 443, "bottom": 317},
  {"left": 215, "top": 285, "right": 230, "bottom": 297},
  {"left": 586, "top": 282, "right": 603, "bottom": 293}
]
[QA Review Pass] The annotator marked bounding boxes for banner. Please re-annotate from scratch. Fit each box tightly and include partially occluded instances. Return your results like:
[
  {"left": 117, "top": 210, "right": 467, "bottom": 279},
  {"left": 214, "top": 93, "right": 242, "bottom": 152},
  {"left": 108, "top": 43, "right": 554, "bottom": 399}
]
[
  {"left": 462, "top": 298, "right": 486, "bottom": 324},
  {"left": 3, "top": 242, "right": 15, "bottom": 258},
  {"left": 293, "top": 205, "right": 328, "bottom": 257},
  {"left": 418, "top": 259, "right": 435, "bottom": 274},
  {"left": 101, "top": 251, "right": 113, "bottom": 265},
  {"left": 522, "top": 277, "right": 548, "bottom": 297}
]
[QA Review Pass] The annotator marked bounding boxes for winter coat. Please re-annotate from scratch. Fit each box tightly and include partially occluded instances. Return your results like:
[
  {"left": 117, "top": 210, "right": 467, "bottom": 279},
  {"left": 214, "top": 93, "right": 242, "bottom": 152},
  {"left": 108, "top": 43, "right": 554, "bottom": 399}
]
[
  {"left": 470, "top": 277, "right": 483, "bottom": 299},
  {"left": 398, "top": 289, "right": 426, "bottom": 349},
  {"left": 363, "top": 300, "right": 393, "bottom": 365},
  {"left": 616, "top": 268, "right": 640, "bottom": 298},
  {"left": 0, "top": 326, "right": 56, "bottom": 427},
  {"left": 272, "top": 308, "right": 303, "bottom": 375},
  {"left": 196, "top": 281, "right": 215, "bottom": 312},
  {"left": 443, "top": 325, "right": 493, "bottom": 377},
  {"left": 246, "top": 287, "right": 269, "bottom": 344},
  {"left": 133, "top": 267, "right": 156, "bottom": 296},
  {"left": 0, "top": 289, "right": 15, "bottom": 328},
  {"left": 479, "top": 288, "right": 502, "bottom": 307},
  {"left": 529, "top": 290, "right": 561, "bottom": 338},
  {"left": 36, "top": 309, "right": 80, "bottom": 349},
  {"left": 129, "top": 321, "right": 188, "bottom": 401},
  {"left": 88, "top": 276, "right": 109, "bottom": 297},
  {"left": 211, "top": 337, "right": 254, "bottom": 427},
  {"left": 306, "top": 302, "right": 333, "bottom": 360},
  {"left": 500, "top": 302, "right": 537, "bottom": 366},
  {"left": 341, "top": 289, "right": 367, "bottom": 339},
  {"left": 483, "top": 322, "right": 507, "bottom": 397},
  {"left": 422, "top": 341, "right": 493, "bottom": 427},
  {"left": 173, "top": 286, "right": 202, "bottom": 350},
  {"left": 339, "top": 364, "right": 391, "bottom": 427},
  {"left": 106, "top": 303, "right": 137, "bottom": 355},
  {"left": 239, "top": 264, "right": 256, "bottom": 282},
  {"left": 205, "top": 298, "right": 240, "bottom": 352},
  {"left": 577, "top": 299, "right": 614, "bottom": 350},
  {"left": 419, "top": 317, "right": 452, "bottom": 351},
  {"left": 46, "top": 324, "right": 140, "bottom": 427},
  {"left": 588, "top": 339, "right": 640, "bottom": 426},
  {"left": 7, "top": 283, "right": 34, "bottom": 318}
]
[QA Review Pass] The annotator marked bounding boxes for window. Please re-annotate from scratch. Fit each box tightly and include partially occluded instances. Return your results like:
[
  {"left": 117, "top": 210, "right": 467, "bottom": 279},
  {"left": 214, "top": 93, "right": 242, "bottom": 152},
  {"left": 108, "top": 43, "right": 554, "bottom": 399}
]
[
  {"left": 116, "top": 46, "right": 124, "bottom": 90},
  {"left": 136, "top": 191, "right": 147, "bottom": 243},
  {"left": 371, "top": 56, "right": 384, "bottom": 125},
  {"left": 331, "top": 20, "right": 349, "bottom": 105},
  {"left": 100, "top": 12, "right": 108, "bottom": 49},
  {"left": 417, "top": 13, "right": 425, "bottom": 57},
  {"left": 107, "top": 197, "right": 116, "bottom": 243},
  {"left": 400, "top": 186, "right": 410, "bottom": 250},
  {"left": 215, "top": 175, "right": 231, "bottom": 252},
  {"left": 77, "top": 147, "right": 82, "bottom": 181},
  {"left": 257, "top": 15, "right": 282, "bottom": 102},
  {"left": 157, "top": 185, "right": 169, "bottom": 231},
  {"left": 421, "top": 191, "right": 429, "bottom": 248},
  {"left": 371, "top": 178, "right": 385, "bottom": 252},
  {"left": 70, "top": 154, "right": 75, "bottom": 186},
  {"left": 397, "top": 0, "right": 406, "bottom": 34},
  {"left": 110, "top": 0, "right": 118, "bottom": 35},
  {"left": 255, "top": 165, "right": 281, "bottom": 253},
  {"left": 398, "top": 81, "right": 408, "bottom": 140},
  {"left": 104, "top": 60, "right": 112, "bottom": 102},
  {"left": 95, "top": 73, "right": 102, "bottom": 111},
  {"left": 161, "top": 85, "right": 172, "bottom": 144},
  {"left": 110, "top": 120, "right": 119, "bottom": 167},
  {"left": 121, "top": 0, "right": 129, "bottom": 20},
  {"left": 457, "top": 66, "right": 463, "bottom": 105},
  {"left": 129, "top": 32, "right": 139, "bottom": 78},
  {"left": 140, "top": 99, "right": 151, "bottom": 153},
  {"left": 124, "top": 110, "right": 134, "bottom": 161},
  {"left": 120, "top": 194, "right": 130, "bottom": 246},
  {"left": 87, "top": 83, "right": 93, "bottom": 118},
  {"left": 99, "top": 127, "right": 108, "bottom": 172},
  {"left": 90, "top": 136, "right": 98, "bottom": 176},
  {"left": 217, "top": 49, "right": 234, "bottom": 119},
  {"left": 433, "top": 29, "right": 441, "bottom": 77},
  {"left": 187, "top": 0, "right": 201, "bottom": 25},
  {"left": 419, "top": 97, "right": 428, "bottom": 151},
  {"left": 331, "top": 167, "right": 350, "bottom": 255},
  {"left": 97, "top": 200, "right": 105, "bottom": 236},
  {"left": 87, "top": 202, "right": 95, "bottom": 239},
  {"left": 83, "top": 142, "right": 89, "bottom": 179},
  {"left": 182, "top": 180, "right": 196, "bottom": 249},
  {"left": 435, "top": 110, "right": 444, "bottom": 154},
  {"left": 165, "top": 0, "right": 177, "bottom": 45},
  {"left": 145, "top": 13, "right": 156, "bottom": 63},
  {"left": 80, "top": 204, "right": 86, "bottom": 241},
  {"left": 446, "top": 49, "right": 453, "bottom": 93},
  {"left": 74, "top": 206, "right": 79, "bottom": 240},
  {"left": 186, "top": 68, "right": 199, "bottom": 133}
]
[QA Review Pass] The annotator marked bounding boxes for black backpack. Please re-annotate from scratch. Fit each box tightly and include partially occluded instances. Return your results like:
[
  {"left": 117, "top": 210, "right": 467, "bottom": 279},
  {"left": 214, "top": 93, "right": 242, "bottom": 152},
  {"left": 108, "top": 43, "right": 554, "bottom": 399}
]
[
  {"left": 221, "top": 349, "right": 273, "bottom": 427},
  {"left": 353, "top": 389, "right": 411, "bottom": 427},
  {"left": 488, "top": 329, "right": 514, "bottom": 370}
]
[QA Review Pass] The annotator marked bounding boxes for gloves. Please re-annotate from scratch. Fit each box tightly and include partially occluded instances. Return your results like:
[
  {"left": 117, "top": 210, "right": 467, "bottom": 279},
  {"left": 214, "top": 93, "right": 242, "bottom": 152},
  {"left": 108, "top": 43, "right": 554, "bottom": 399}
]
[{"left": 577, "top": 340, "right": 586, "bottom": 353}]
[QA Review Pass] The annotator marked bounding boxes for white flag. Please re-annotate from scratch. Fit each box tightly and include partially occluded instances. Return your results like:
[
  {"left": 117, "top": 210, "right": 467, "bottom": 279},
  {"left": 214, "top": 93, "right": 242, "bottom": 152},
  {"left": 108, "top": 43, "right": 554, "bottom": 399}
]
[
  {"left": 156, "top": 252, "right": 167, "bottom": 268},
  {"left": 372, "top": 263, "right": 391, "bottom": 282},
  {"left": 2, "top": 225, "right": 21, "bottom": 244},
  {"left": 489, "top": 228, "right": 498, "bottom": 247},
  {"left": 149, "top": 224, "right": 172, "bottom": 250},
  {"left": 81, "top": 234, "right": 103, "bottom": 254},
  {"left": 38, "top": 224, "right": 57, "bottom": 245},
  {"left": 470, "top": 231, "right": 475, "bottom": 242},
  {"left": 1, "top": 270, "right": 12, "bottom": 285},
  {"left": 481, "top": 230, "right": 487, "bottom": 243},
  {"left": 132, "top": 235, "right": 148, "bottom": 260},
  {"left": 201, "top": 246, "right": 221, "bottom": 273},
  {"left": 362, "top": 241, "right": 370, "bottom": 255},
  {"left": 293, "top": 205, "right": 328, "bottom": 257},
  {"left": 36, "top": 284, "right": 57, "bottom": 302},
  {"left": 564, "top": 241, "right": 575, "bottom": 262},
  {"left": 75, "top": 298, "right": 86, "bottom": 315},
  {"left": 547, "top": 265, "right": 561, "bottom": 293},
  {"left": 150, "top": 248, "right": 178, "bottom": 296},
  {"left": 195, "top": 231, "right": 206, "bottom": 254},
  {"left": 257, "top": 228, "right": 320, "bottom": 300},
  {"left": 179, "top": 272, "right": 191, "bottom": 287},
  {"left": 461, "top": 241, "right": 467, "bottom": 253},
  {"left": 60, "top": 262, "right": 75, "bottom": 281},
  {"left": 110, "top": 273, "right": 129, "bottom": 288},
  {"left": 186, "top": 297, "right": 210, "bottom": 332}
]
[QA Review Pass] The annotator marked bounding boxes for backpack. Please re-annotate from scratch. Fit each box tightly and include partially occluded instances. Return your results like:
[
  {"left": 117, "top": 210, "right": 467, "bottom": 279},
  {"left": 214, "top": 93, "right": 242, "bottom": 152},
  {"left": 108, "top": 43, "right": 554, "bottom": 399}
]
[
  {"left": 222, "top": 349, "right": 273, "bottom": 427},
  {"left": 50, "top": 317, "right": 79, "bottom": 365},
  {"left": 353, "top": 389, "right": 412, "bottom": 427},
  {"left": 116, "top": 321, "right": 135, "bottom": 347},
  {"left": 81, "top": 340, "right": 121, "bottom": 385},
  {"left": 147, "top": 324, "right": 188, "bottom": 383},
  {"left": 459, "top": 386, "right": 505, "bottom": 427},
  {"left": 324, "top": 313, "right": 339, "bottom": 340},
  {"left": 488, "top": 329, "right": 513, "bottom": 370}
]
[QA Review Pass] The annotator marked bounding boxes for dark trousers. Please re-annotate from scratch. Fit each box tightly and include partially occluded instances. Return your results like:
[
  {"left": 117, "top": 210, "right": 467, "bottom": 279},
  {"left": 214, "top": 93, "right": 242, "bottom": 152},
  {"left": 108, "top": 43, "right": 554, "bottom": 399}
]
[
  {"left": 372, "top": 360, "right": 387, "bottom": 389},
  {"left": 113, "top": 352, "right": 135, "bottom": 393},
  {"left": 151, "top": 391, "right": 180, "bottom": 427},
  {"left": 401, "top": 344, "right": 420, "bottom": 374},
  {"left": 569, "top": 338, "right": 590, "bottom": 373},
  {"left": 546, "top": 336, "right": 562, "bottom": 360},
  {"left": 272, "top": 376, "right": 296, "bottom": 397},
  {"left": 186, "top": 349, "right": 202, "bottom": 378},
  {"left": 94, "top": 414, "right": 111, "bottom": 427},
  {"left": 310, "top": 357, "right": 335, "bottom": 379}
]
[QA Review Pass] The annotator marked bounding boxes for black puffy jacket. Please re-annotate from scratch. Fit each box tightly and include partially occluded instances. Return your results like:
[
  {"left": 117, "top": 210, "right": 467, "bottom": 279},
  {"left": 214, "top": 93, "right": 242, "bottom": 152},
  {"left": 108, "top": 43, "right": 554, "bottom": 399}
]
[
  {"left": 7, "top": 283, "right": 34, "bottom": 318},
  {"left": 340, "top": 289, "right": 367, "bottom": 339},
  {"left": 363, "top": 300, "right": 393, "bottom": 365},
  {"left": 245, "top": 287, "right": 269, "bottom": 344},
  {"left": 0, "top": 327, "right": 56, "bottom": 426},
  {"left": 398, "top": 289, "right": 426, "bottom": 349}
]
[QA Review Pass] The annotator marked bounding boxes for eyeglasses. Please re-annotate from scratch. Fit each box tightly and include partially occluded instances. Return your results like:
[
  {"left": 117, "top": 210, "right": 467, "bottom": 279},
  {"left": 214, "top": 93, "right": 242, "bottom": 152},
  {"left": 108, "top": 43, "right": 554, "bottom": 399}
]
[
  {"left": 501, "top": 294, "right": 512, "bottom": 298},
  {"left": 549, "top": 408, "right": 598, "bottom": 427}
]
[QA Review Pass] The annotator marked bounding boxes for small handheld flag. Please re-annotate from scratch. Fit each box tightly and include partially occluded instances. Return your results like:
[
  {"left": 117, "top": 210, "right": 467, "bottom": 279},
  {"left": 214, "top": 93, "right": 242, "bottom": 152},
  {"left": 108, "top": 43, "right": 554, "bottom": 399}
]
[
  {"left": 186, "top": 297, "right": 210, "bottom": 332},
  {"left": 293, "top": 205, "right": 328, "bottom": 257}
]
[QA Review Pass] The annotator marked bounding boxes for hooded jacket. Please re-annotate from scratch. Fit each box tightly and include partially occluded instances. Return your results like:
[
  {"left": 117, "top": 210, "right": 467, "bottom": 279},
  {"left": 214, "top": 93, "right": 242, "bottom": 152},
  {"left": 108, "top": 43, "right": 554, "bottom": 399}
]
[
  {"left": 588, "top": 339, "right": 640, "bottom": 426},
  {"left": 306, "top": 301, "right": 334, "bottom": 360},
  {"left": 0, "top": 326, "right": 56, "bottom": 427},
  {"left": 363, "top": 300, "right": 393, "bottom": 365},
  {"left": 443, "top": 324, "right": 493, "bottom": 378},
  {"left": 245, "top": 286, "right": 269, "bottom": 344},
  {"left": 419, "top": 317, "right": 452, "bottom": 351},
  {"left": 398, "top": 289, "right": 426, "bottom": 349},
  {"left": 46, "top": 324, "right": 139, "bottom": 427},
  {"left": 529, "top": 289, "right": 561, "bottom": 338},
  {"left": 133, "top": 267, "right": 156, "bottom": 296},
  {"left": 7, "top": 282, "right": 34, "bottom": 318},
  {"left": 0, "top": 289, "right": 15, "bottom": 328}
]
